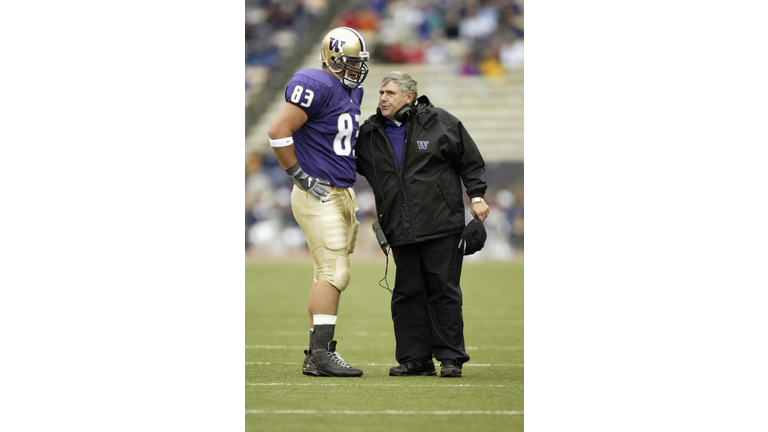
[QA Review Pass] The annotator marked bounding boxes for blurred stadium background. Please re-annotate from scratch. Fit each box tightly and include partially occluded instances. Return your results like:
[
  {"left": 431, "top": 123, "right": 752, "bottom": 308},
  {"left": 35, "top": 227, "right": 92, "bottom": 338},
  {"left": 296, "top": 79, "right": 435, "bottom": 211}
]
[{"left": 245, "top": 0, "right": 524, "bottom": 260}]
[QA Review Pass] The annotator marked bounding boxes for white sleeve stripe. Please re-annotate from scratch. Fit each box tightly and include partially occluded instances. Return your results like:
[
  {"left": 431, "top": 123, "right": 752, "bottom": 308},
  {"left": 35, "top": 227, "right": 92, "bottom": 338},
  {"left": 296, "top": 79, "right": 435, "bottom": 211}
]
[{"left": 341, "top": 27, "right": 366, "bottom": 51}]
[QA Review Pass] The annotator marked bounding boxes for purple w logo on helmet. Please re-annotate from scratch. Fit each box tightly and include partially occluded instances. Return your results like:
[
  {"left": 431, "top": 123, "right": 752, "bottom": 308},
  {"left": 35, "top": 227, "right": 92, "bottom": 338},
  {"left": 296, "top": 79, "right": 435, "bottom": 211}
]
[{"left": 329, "top": 37, "right": 347, "bottom": 53}]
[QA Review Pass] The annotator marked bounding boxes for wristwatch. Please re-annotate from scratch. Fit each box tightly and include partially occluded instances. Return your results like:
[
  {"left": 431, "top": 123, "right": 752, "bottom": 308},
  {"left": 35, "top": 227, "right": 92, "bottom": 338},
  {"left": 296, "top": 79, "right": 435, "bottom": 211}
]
[{"left": 471, "top": 197, "right": 485, "bottom": 203}]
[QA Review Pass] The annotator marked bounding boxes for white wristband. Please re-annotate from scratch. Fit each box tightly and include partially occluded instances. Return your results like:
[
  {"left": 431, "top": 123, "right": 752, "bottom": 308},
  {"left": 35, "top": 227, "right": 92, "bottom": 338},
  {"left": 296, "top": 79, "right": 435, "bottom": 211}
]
[
  {"left": 269, "top": 136, "right": 294, "bottom": 148},
  {"left": 471, "top": 197, "right": 485, "bottom": 203}
]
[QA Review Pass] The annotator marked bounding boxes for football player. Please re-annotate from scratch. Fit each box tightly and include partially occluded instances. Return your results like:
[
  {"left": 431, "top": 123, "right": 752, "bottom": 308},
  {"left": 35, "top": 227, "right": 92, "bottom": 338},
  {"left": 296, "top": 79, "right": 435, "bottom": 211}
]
[{"left": 267, "top": 27, "right": 369, "bottom": 377}]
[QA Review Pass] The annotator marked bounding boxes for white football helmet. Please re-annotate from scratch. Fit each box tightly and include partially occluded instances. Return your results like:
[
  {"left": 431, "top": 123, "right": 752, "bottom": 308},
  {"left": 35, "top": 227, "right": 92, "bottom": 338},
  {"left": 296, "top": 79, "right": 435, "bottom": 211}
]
[{"left": 319, "top": 27, "right": 370, "bottom": 90}]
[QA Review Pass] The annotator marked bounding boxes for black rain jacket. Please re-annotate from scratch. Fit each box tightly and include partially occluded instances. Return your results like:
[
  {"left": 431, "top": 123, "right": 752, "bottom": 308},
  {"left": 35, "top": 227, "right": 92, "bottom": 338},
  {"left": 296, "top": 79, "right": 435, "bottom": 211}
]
[{"left": 356, "top": 95, "right": 487, "bottom": 247}]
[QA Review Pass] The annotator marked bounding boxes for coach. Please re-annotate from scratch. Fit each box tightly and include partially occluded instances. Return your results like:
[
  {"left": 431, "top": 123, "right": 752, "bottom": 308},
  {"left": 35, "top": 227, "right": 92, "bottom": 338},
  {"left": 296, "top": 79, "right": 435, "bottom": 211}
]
[{"left": 357, "top": 71, "right": 490, "bottom": 378}]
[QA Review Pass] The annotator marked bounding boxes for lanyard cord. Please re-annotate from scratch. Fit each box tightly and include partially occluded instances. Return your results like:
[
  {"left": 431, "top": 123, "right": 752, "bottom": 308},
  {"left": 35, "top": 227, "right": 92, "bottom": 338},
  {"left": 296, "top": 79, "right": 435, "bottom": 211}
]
[{"left": 378, "top": 245, "right": 393, "bottom": 295}]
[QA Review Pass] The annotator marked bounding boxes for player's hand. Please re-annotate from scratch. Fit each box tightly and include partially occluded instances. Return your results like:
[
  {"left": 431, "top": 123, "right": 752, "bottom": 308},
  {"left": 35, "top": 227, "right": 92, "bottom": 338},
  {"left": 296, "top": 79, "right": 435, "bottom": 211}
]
[
  {"left": 300, "top": 176, "right": 331, "bottom": 199},
  {"left": 286, "top": 163, "right": 331, "bottom": 199}
]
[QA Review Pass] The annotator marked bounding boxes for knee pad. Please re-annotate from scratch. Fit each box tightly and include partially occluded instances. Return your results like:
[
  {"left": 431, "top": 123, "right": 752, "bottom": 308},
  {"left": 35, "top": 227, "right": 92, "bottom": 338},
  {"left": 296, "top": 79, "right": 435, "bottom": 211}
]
[
  {"left": 332, "top": 256, "right": 351, "bottom": 292},
  {"left": 316, "top": 255, "right": 350, "bottom": 292}
]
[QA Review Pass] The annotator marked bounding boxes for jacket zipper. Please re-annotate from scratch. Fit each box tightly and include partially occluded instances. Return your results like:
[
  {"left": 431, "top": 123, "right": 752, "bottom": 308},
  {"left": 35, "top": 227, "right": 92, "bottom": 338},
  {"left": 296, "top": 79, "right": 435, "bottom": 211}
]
[
  {"left": 378, "top": 121, "right": 414, "bottom": 242},
  {"left": 399, "top": 118, "right": 418, "bottom": 242}
]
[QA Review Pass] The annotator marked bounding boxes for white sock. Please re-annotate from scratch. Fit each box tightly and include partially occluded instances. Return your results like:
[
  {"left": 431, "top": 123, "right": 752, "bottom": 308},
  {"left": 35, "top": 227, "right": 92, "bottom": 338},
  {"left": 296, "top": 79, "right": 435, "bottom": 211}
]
[{"left": 313, "top": 314, "right": 337, "bottom": 326}]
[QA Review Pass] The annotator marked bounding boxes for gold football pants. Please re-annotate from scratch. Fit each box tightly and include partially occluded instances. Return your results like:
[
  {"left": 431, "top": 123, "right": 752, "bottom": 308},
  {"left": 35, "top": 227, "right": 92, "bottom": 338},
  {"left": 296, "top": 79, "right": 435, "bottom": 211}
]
[{"left": 291, "top": 185, "right": 359, "bottom": 291}]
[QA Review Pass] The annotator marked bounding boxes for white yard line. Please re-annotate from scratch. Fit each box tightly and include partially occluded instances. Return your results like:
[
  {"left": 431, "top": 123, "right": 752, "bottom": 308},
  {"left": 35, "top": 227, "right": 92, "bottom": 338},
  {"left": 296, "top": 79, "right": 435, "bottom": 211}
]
[
  {"left": 245, "top": 345, "right": 523, "bottom": 350},
  {"left": 245, "top": 362, "right": 523, "bottom": 366},
  {"left": 245, "top": 345, "right": 306, "bottom": 349},
  {"left": 246, "top": 383, "right": 517, "bottom": 387},
  {"left": 246, "top": 330, "right": 377, "bottom": 336},
  {"left": 465, "top": 346, "right": 524, "bottom": 350},
  {"left": 245, "top": 409, "right": 523, "bottom": 415}
]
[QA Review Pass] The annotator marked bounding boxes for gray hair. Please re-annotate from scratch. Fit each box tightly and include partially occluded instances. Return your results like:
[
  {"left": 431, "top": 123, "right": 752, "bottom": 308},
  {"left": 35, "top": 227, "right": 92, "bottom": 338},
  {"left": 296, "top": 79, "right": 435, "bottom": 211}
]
[{"left": 381, "top": 71, "right": 418, "bottom": 100}]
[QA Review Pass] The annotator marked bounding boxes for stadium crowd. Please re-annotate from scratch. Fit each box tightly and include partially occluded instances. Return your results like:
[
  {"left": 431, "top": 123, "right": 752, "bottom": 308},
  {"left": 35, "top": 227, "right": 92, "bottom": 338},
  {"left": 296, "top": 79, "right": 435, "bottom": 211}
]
[
  {"left": 245, "top": 0, "right": 524, "bottom": 258},
  {"left": 246, "top": 0, "right": 524, "bottom": 90}
]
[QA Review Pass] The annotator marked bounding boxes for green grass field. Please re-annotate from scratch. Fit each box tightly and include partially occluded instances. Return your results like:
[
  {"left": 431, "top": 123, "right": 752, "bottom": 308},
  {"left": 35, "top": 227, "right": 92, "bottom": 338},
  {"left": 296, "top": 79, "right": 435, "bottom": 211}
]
[{"left": 245, "top": 257, "right": 524, "bottom": 431}]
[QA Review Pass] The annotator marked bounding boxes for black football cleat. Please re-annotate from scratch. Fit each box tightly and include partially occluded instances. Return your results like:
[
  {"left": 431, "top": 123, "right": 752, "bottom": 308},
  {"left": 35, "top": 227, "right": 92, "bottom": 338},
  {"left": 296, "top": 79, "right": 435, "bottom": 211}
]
[
  {"left": 305, "top": 341, "right": 363, "bottom": 377},
  {"left": 302, "top": 349, "right": 310, "bottom": 375},
  {"left": 440, "top": 359, "right": 462, "bottom": 377},
  {"left": 389, "top": 359, "right": 437, "bottom": 376}
]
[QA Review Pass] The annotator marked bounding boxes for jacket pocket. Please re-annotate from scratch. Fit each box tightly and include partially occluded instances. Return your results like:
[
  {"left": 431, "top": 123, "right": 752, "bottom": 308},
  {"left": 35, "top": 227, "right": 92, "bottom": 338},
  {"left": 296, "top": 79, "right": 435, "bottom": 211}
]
[{"left": 437, "top": 173, "right": 461, "bottom": 215}]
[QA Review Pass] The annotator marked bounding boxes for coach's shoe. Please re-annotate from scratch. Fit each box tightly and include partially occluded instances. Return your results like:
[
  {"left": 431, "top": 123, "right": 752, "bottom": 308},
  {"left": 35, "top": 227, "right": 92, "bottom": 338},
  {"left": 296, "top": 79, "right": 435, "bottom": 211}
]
[
  {"left": 389, "top": 358, "right": 436, "bottom": 376},
  {"left": 440, "top": 359, "right": 462, "bottom": 378},
  {"left": 305, "top": 340, "right": 363, "bottom": 377},
  {"left": 302, "top": 350, "right": 310, "bottom": 375}
]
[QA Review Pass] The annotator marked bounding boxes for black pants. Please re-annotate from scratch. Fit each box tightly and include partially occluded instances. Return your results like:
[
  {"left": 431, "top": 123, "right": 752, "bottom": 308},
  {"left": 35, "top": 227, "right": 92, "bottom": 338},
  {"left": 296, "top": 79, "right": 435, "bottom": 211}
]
[{"left": 390, "top": 234, "right": 470, "bottom": 364}]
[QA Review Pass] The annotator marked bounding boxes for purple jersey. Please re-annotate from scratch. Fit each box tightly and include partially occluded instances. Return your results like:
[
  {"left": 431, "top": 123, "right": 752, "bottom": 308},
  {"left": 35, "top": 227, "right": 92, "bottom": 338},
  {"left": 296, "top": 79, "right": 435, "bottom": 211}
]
[{"left": 285, "top": 68, "right": 364, "bottom": 187}]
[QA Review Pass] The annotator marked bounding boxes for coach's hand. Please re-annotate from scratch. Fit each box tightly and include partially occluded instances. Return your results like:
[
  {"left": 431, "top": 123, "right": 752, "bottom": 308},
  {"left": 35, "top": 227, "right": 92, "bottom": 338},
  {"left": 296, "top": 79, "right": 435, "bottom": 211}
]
[
  {"left": 286, "top": 163, "right": 331, "bottom": 200},
  {"left": 470, "top": 199, "right": 490, "bottom": 222}
]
